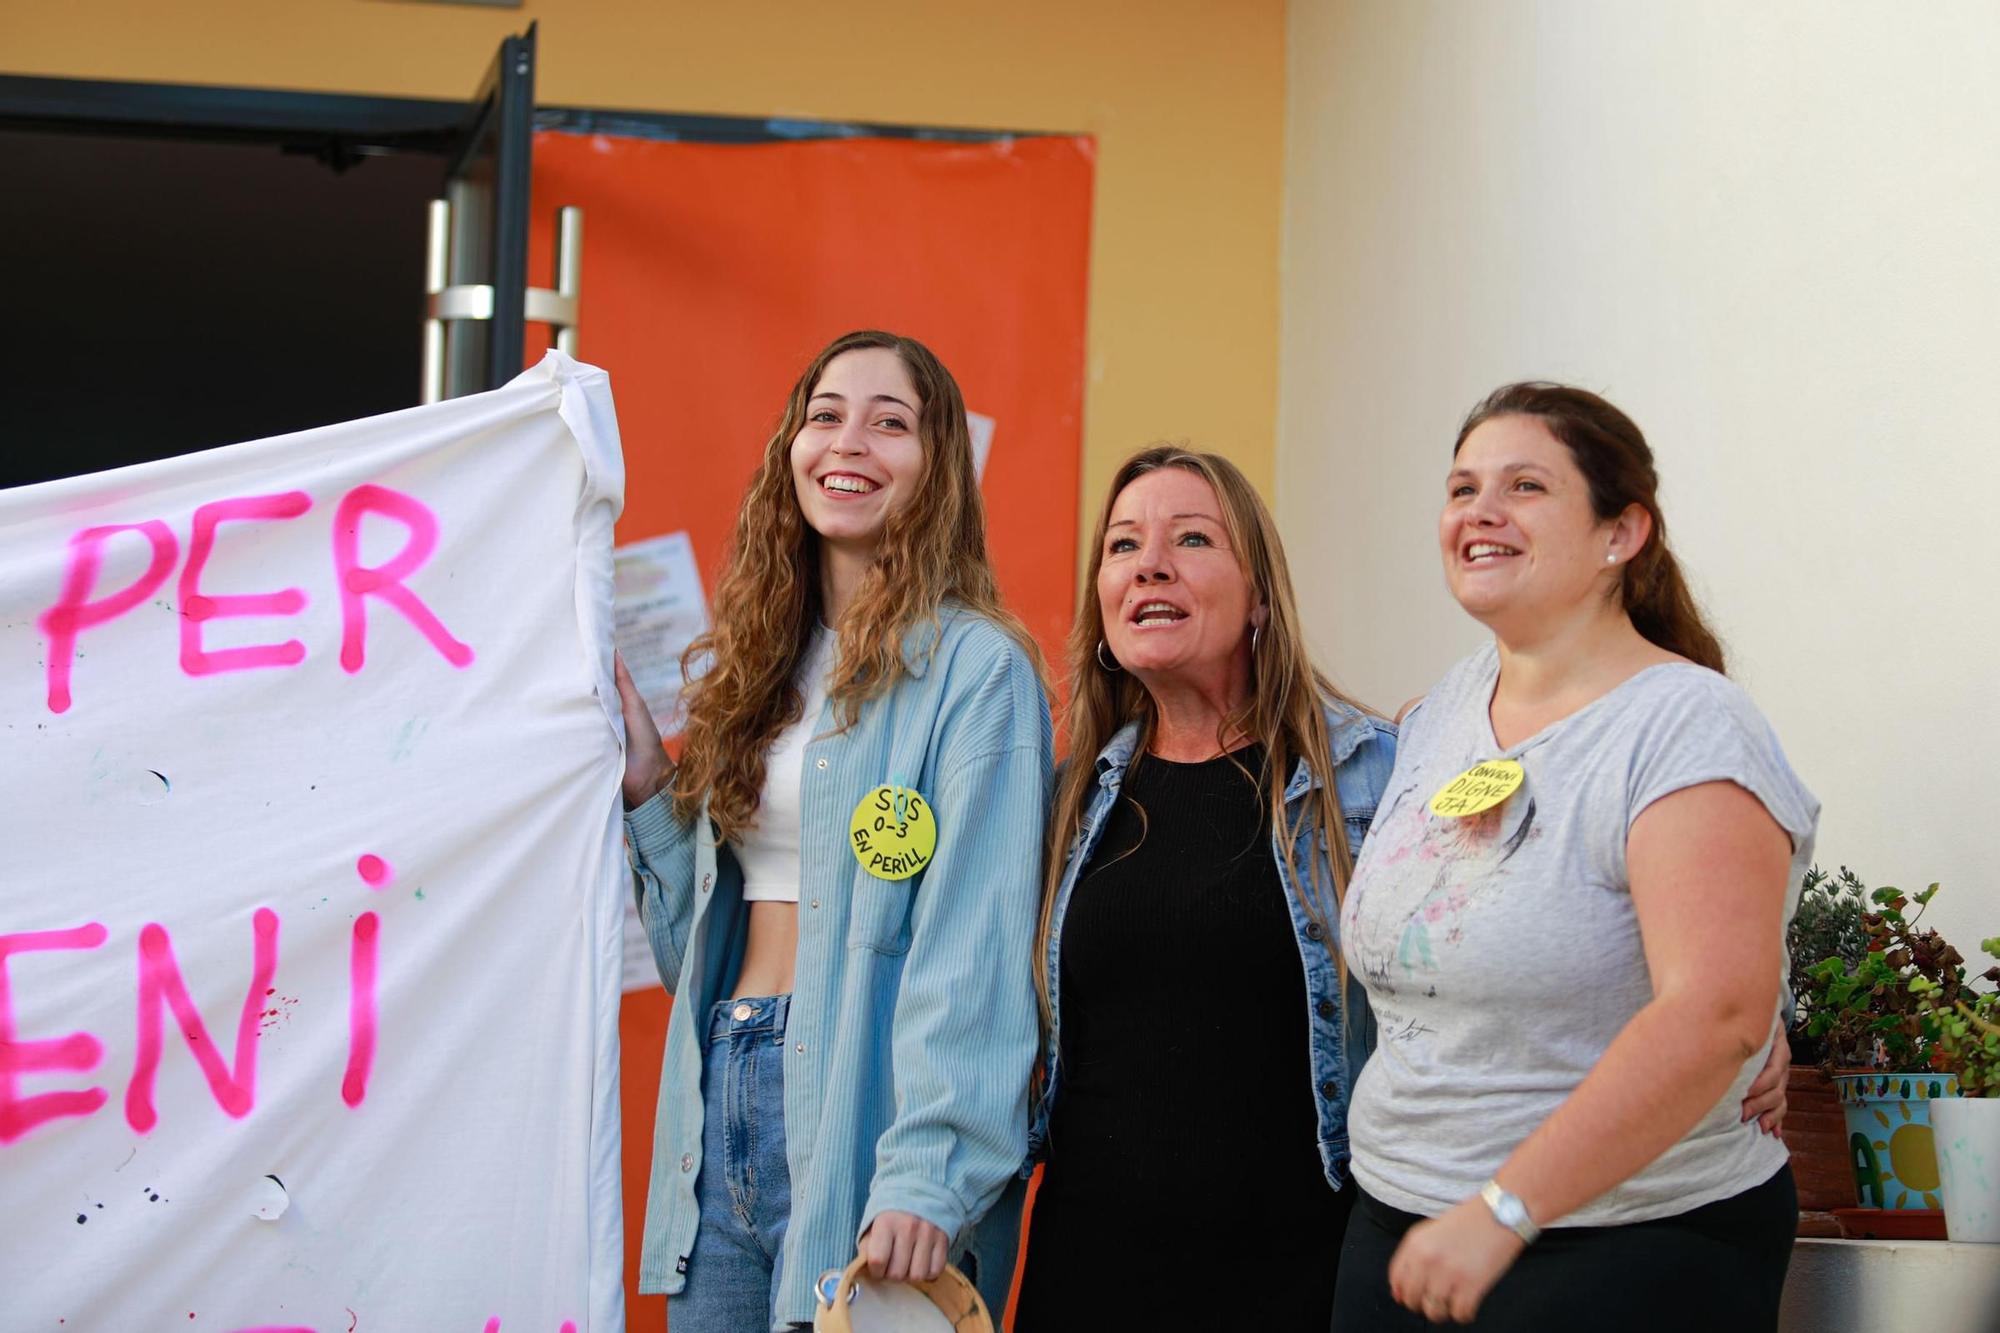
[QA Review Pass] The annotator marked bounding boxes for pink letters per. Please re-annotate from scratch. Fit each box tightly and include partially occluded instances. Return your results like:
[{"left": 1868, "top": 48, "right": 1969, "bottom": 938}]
[
  {"left": 332, "top": 484, "right": 474, "bottom": 674},
  {"left": 126, "top": 908, "right": 280, "bottom": 1133},
  {"left": 39, "top": 521, "right": 179, "bottom": 714},
  {"left": 0, "top": 924, "right": 110, "bottom": 1142},
  {"left": 178, "top": 492, "right": 312, "bottom": 677}
]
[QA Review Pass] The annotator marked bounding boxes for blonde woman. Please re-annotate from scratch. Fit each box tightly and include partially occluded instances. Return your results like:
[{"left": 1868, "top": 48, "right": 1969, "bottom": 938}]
[
  {"left": 1014, "top": 447, "right": 1397, "bottom": 1331},
  {"left": 615, "top": 330, "right": 1052, "bottom": 1333}
]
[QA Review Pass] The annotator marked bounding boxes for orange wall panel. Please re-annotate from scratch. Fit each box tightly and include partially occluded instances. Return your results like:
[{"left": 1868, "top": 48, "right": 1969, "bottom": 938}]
[{"left": 527, "top": 130, "right": 1092, "bottom": 661}]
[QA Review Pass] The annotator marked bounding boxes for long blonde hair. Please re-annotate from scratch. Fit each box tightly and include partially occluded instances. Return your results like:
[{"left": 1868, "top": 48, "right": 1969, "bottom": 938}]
[
  {"left": 1035, "top": 446, "right": 1371, "bottom": 1027},
  {"left": 673, "top": 330, "right": 1042, "bottom": 842}
]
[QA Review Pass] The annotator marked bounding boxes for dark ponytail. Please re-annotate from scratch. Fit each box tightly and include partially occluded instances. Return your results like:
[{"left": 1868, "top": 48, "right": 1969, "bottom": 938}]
[{"left": 1453, "top": 382, "right": 1726, "bottom": 674}]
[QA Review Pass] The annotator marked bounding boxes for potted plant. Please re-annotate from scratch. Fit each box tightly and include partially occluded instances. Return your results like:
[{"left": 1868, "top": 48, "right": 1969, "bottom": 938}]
[
  {"left": 1799, "top": 881, "right": 1963, "bottom": 1225},
  {"left": 1782, "top": 866, "right": 1871, "bottom": 1213},
  {"left": 1914, "top": 938, "right": 2000, "bottom": 1242}
]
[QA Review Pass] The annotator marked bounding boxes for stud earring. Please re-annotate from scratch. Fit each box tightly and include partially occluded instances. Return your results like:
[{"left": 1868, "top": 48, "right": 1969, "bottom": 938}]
[{"left": 1606, "top": 552, "right": 1618, "bottom": 564}]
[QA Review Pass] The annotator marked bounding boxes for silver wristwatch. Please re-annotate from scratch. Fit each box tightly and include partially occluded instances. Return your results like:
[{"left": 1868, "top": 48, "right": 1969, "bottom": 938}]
[{"left": 1478, "top": 1179, "right": 1541, "bottom": 1244}]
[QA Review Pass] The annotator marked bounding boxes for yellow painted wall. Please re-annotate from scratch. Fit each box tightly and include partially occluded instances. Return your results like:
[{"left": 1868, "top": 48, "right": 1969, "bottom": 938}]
[{"left": 4, "top": 0, "right": 1287, "bottom": 556}]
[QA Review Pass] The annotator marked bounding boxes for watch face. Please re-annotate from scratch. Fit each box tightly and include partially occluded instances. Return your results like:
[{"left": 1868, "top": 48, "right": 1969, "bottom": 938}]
[{"left": 1482, "top": 1183, "right": 1530, "bottom": 1234}]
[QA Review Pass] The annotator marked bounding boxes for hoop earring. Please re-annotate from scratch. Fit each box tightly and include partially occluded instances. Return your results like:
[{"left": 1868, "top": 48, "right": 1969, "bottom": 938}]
[
  {"left": 1250, "top": 624, "right": 1262, "bottom": 655},
  {"left": 1096, "top": 639, "right": 1122, "bottom": 673}
]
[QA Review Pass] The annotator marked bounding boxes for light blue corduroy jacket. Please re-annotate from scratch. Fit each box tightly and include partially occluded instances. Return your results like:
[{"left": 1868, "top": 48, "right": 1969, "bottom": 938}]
[{"left": 625, "top": 607, "right": 1052, "bottom": 1328}]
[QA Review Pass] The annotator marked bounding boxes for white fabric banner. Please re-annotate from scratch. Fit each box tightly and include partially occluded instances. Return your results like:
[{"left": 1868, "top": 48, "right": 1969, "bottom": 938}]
[{"left": 0, "top": 354, "right": 629, "bottom": 1332}]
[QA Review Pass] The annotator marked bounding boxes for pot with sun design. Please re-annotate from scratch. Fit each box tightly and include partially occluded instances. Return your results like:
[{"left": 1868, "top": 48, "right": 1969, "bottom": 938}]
[{"left": 1833, "top": 1071, "right": 1958, "bottom": 1211}]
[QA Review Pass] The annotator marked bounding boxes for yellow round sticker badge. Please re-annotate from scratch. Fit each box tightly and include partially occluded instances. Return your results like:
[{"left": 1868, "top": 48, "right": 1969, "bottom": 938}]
[
  {"left": 1428, "top": 759, "right": 1525, "bottom": 818},
  {"left": 849, "top": 784, "right": 938, "bottom": 880}
]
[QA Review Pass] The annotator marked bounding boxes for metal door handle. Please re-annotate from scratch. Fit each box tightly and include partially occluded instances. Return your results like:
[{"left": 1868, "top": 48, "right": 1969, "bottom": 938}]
[
  {"left": 422, "top": 199, "right": 450, "bottom": 405},
  {"left": 545, "top": 205, "right": 582, "bottom": 358},
  {"left": 421, "top": 201, "right": 583, "bottom": 404}
]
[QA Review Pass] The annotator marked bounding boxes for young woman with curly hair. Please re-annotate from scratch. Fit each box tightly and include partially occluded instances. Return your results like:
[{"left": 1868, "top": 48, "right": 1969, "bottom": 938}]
[{"left": 614, "top": 330, "right": 1051, "bottom": 1333}]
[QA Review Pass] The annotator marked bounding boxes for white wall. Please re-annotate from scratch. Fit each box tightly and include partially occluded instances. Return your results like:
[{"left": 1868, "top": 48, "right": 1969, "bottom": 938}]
[{"left": 1279, "top": 1, "right": 1999, "bottom": 950}]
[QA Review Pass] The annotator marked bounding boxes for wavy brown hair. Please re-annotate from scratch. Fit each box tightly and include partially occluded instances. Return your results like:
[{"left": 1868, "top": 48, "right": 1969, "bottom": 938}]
[
  {"left": 1454, "top": 382, "right": 1726, "bottom": 673},
  {"left": 672, "top": 330, "right": 1041, "bottom": 842},
  {"left": 1034, "top": 446, "right": 1373, "bottom": 1027}
]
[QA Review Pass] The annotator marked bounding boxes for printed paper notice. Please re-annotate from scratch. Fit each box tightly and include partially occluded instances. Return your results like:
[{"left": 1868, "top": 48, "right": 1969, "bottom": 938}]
[
  {"left": 968, "top": 410, "right": 996, "bottom": 480},
  {"left": 615, "top": 531, "right": 707, "bottom": 992},
  {"left": 614, "top": 530, "right": 709, "bottom": 735}
]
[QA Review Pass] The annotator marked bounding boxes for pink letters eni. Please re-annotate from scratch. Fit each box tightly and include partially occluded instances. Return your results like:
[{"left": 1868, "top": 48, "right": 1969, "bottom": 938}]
[{"left": 2, "top": 859, "right": 390, "bottom": 1140}]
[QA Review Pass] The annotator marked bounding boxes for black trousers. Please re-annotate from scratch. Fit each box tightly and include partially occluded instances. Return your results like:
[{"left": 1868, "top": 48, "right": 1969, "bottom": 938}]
[
  {"left": 1016, "top": 1176, "right": 1357, "bottom": 1332},
  {"left": 1330, "top": 1165, "right": 1796, "bottom": 1333}
]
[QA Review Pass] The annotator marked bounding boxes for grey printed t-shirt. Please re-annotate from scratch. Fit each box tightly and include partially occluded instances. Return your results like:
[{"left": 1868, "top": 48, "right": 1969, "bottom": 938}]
[{"left": 1339, "top": 643, "right": 1819, "bottom": 1225}]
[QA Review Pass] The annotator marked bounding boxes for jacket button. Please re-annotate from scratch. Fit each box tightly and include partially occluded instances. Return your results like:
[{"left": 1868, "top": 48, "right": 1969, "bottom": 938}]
[
  {"left": 680, "top": 1152, "right": 694, "bottom": 1172},
  {"left": 816, "top": 758, "right": 828, "bottom": 770},
  {"left": 1320, "top": 1080, "right": 1338, "bottom": 1099},
  {"left": 810, "top": 899, "right": 820, "bottom": 910},
  {"left": 1316, "top": 999, "right": 1336, "bottom": 1020},
  {"left": 795, "top": 1042, "right": 807, "bottom": 1054},
  {"left": 700, "top": 873, "right": 711, "bottom": 893},
  {"left": 1305, "top": 922, "right": 1325, "bottom": 941}
]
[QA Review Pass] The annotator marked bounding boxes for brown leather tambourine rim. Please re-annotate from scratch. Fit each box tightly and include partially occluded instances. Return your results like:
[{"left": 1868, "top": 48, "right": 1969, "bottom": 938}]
[{"left": 813, "top": 1255, "right": 993, "bottom": 1333}]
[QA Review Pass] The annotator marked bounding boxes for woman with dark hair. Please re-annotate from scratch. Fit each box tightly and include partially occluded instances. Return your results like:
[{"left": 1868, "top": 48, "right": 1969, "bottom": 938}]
[
  {"left": 1014, "top": 446, "right": 1396, "bottom": 1330},
  {"left": 615, "top": 330, "right": 1050, "bottom": 1332},
  {"left": 1330, "top": 383, "right": 1816, "bottom": 1330}
]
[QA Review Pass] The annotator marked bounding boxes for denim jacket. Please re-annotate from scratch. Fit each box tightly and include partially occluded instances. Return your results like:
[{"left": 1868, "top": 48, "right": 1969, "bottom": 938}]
[
  {"left": 1026, "top": 699, "right": 1397, "bottom": 1188},
  {"left": 625, "top": 608, "right": 1052, "bottom": 1326}
]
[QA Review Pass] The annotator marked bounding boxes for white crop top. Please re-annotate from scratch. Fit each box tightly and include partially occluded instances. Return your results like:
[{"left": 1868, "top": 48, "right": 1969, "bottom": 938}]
[{"left": 737, "top": 627, "right": 837, "bottom": 903}]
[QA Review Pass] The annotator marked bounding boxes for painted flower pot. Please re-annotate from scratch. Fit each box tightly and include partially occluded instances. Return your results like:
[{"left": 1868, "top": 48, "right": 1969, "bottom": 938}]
[
  {"left": 1932, "top": 1096, "right": 2000, "bottom": 1242},
  {"left": 1834, "top": 1072, "right": 1958, "bottom": 1210}
]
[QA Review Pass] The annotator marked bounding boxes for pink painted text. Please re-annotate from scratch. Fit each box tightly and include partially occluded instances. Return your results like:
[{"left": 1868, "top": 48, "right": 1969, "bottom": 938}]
[{"left": 38, "top": 483, "right": 472, "bottom": 714}]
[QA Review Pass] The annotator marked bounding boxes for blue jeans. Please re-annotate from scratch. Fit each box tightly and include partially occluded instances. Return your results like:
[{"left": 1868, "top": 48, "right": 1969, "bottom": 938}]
[{"left": 668, "top": 993, "right": 801, "bottom": 1333}]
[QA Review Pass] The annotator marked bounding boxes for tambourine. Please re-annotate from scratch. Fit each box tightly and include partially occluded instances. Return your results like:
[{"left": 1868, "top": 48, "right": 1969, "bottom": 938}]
[{"left": 812, "top": 1255, "right": 994, "bottom": 1333}]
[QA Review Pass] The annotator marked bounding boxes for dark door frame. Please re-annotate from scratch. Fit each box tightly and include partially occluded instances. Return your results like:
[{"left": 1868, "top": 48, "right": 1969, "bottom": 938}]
[
  {"left": 0, "top": 74, "right": 471, "bottom": 169},
  {"left": 0, "top": 72, "right": 1039, "bottom": 157},
  {"left": 0, "top": 71, "right": 1046, "bottom": 398}
]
